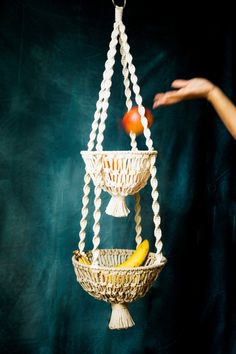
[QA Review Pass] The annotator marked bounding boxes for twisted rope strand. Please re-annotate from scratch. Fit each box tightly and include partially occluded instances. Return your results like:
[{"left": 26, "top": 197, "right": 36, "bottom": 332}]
[
  {"left": 96, "top": 23, "right": 119, "bottom": 151},
  {"left": 134, "top": 193, "right": 142, "bottom": 247},
  {"left": 119, "top": 30, "right": 138, "bottom": 151},
  {"left": 119, "top": 22, "right": 154, "bottom": 151},
  {"left": 149, "top": 155, "right": 163, "bottom": 264},
  {"left": 78, "top": 172, "right": 91, "bottom": 253},
  {"left": 87, "top": 22, "right": 119, "bottom": 151},
  {"left": 119, "top": 36, "right": 132, "bottom": 112},
  {"left": 92, "top": 155, "right": 103, "bottom": 266}
]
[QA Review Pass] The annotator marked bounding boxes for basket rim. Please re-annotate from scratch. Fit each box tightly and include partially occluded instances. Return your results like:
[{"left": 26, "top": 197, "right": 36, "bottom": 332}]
[
  {"left": 72, "top": 249, "right": 167, "bottom": 271},
  {"left": 81, "top": 150, "right": 157, "bottom": 156}
]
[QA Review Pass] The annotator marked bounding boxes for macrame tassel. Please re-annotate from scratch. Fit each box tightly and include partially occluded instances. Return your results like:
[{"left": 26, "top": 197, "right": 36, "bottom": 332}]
[
  {"left": 109, "top": 303, "right": 135, "bottom": 329},
  {"left": 105, "top": 195, "right": 130, "bottom": 217}
]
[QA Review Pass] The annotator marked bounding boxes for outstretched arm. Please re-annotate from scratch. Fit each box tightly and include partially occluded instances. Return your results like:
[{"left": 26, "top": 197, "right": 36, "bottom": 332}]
[
  {"left": 207, "top": 86, "right": 236, "bottom": 140},
  {"left": 153, "top": 78, "right": 236, "bottom": 140}
]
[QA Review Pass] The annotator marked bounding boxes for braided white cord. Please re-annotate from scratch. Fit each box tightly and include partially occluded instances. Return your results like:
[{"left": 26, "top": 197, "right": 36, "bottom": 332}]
[
  {"left": 119, "top": 33, "right": 138, "bottom": 151},
  {"left": 119, "top": 22, "right": 154, "bottom": 151},
  {"left": 88, "top": 8, "right": 125, "bottom": 152},
  {"left": 95, "top": 23, "right": 119, "bottom": 151},
  {"left": 149, "top": 155, "right": 163, "bottom": 264},
  {"left": 88, "top": 23, "right": 119, "bottom": 151},
  {"left": 119, "top": 37, "right": 132, "bottom": 112},
  {"left": 91, "top": 155, "right": 103, "bottom": 266},
  {"left": 134, "top": 193, "right": 142, "bottom": 247},
  {"left": 87, "top": 94, "right": 105, "bottom": 151},
  {"left": 78, "top": 171, "right": 91, "bottom": 253},
  {"left": 129, "top": 132, "right": 138, "bottom": 151}
]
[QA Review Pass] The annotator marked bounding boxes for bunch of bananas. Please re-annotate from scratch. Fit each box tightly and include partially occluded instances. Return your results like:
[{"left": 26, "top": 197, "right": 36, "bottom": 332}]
[
  {"left": 73, "top": 239, "right": 149, "bottom": 268},
  {"left": 73, "top": 250, "right": 91, "bottom": 265}
]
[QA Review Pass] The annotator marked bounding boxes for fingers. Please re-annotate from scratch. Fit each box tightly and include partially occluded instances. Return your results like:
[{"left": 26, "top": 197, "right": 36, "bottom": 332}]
[
  {"left": 153, "top": 93, "right": 167, "bottom": 108},
  {"left": 153, "top": 79, "right": 193, "bottom": 108},
  {"left": 153, "top": 91, "right": 181, "bottom": 108},
  {"left": 171, "top": 79, "right": 189, "bottom": 88},
  {"left": 153, "top": 93, "right": 164, "bottom": 101}
]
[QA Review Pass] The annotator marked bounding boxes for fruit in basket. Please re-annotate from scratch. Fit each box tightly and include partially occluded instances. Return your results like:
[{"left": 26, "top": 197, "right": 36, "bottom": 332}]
[
  {"left": 73, "top": 239, "right": 149, "bottom": 269},
  {"left": 115, "top": 239, "right": 149, "bottom": 268},
  {"left": 73, "top": 250, "right": 91, "bottom": 265}
]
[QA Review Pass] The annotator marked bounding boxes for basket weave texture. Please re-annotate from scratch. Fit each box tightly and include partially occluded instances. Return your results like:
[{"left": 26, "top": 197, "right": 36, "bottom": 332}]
[
  {"left": 72, "top": 249, "right": 166, "bottom": 303},
  {"left": 81, "top": 151, "right": 157, "bottom": 196}
]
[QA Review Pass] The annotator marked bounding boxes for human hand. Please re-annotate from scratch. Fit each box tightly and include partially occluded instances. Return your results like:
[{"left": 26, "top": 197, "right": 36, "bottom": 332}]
[{"left": 153, "top": 78, "right": 216, "bottom": 108}]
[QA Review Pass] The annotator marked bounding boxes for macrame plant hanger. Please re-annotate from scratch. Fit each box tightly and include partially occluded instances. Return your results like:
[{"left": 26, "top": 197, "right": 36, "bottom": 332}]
[{"left": 72, "top": 0, "right": 167, "bottom": 330}]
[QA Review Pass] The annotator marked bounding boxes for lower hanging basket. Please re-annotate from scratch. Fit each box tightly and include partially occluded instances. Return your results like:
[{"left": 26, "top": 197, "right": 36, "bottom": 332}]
[{"left": 72, "top": 248, "right": 167, "bottom": 329}]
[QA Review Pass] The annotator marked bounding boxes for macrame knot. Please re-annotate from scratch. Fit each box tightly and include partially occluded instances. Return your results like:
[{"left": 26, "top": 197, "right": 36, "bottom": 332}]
[{"left": 115, "top": 6, "right": 123, "bottom": 23}]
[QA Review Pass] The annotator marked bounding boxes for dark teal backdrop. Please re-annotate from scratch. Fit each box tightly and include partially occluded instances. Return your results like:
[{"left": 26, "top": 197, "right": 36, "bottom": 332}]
[{"left": 0, "top": 1, "right": 236, "bottom": 353}]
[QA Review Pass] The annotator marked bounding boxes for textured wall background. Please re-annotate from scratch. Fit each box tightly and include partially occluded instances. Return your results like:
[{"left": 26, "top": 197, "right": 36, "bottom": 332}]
[{"left": 0, "top": 1, "right": 235, "bottom": 353}]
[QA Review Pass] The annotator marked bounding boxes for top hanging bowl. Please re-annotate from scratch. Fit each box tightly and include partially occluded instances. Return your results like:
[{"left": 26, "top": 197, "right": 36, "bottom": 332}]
[{"left": 81, "top": 150, "right": 157, "bottom": 217}]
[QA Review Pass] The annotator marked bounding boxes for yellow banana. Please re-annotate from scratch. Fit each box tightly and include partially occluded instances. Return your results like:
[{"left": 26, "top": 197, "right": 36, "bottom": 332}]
[
  {"left": 115, "top": 239, "right": 149, "bottom": 268},
  {"left": 73, "top": 250, "right": 91, "bottom": 265},
  {"left": 73, "top": 239, "right": 149, "bottom": 271}
]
